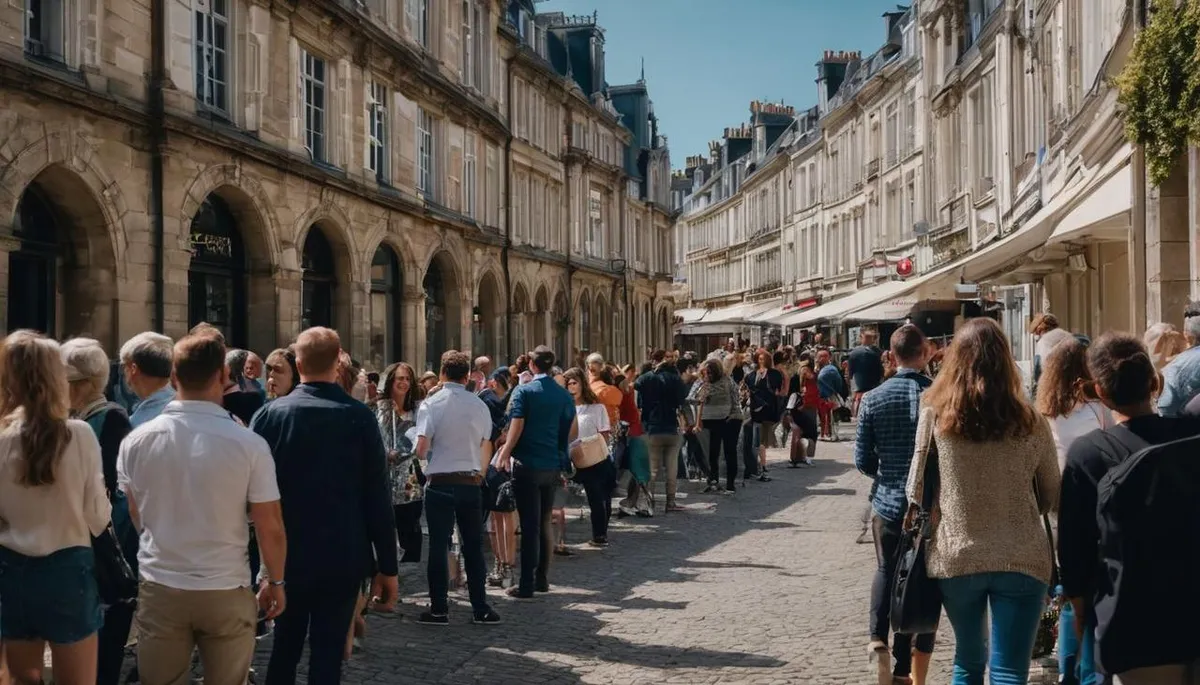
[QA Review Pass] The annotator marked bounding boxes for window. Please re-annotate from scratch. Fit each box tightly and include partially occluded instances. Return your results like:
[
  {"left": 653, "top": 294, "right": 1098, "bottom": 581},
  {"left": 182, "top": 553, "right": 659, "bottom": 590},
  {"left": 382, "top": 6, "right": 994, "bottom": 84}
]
[
  {"left": 417, "top": 107, "right": 434, "bottom": 196},
  {"left": 461, "top": 0, "right": 474, "bottom": 88},
  {"left": 367, "top": 81, "right": 388, "bottom": 182},
  {"left": 302, "top": 49, "right": 327, "bottom": 162},
  {"left": 463, "top": 132, "right": 477, "bottom": 218},
  {"left": 25, "top": 0, "right": 64, "bottom": 62},
  {"left": 472, "top": 3, "right": 485, "bottom": 90},
  {"left": 194, "top": 0, "right": 229, "bottom": 113},
  {"left": 405, "top": 0, "right": 427, "bottom": 48}
]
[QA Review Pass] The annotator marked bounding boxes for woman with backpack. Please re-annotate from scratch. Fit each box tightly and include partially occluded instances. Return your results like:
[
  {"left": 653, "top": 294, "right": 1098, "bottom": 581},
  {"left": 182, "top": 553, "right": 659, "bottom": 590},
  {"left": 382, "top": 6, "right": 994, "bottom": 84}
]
[
  {"left": 62, "top": 338, "right": 135, "bottom": 685},
  {"left": 0, "top": 331, "right": 112, "bottom": 685},
  {"left": 907, "top": 318, "right": 1060, "bottom": 684},
  {"left": 1059, "top": 333, "right": 1200, "bottom": 684}
]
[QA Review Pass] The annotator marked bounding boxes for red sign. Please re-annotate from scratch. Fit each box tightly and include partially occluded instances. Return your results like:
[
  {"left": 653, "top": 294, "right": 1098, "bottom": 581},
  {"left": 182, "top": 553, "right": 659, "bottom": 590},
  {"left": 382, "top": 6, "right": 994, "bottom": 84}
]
[{"left": 896, "top": 257, "right": 913, "bottom": 277}]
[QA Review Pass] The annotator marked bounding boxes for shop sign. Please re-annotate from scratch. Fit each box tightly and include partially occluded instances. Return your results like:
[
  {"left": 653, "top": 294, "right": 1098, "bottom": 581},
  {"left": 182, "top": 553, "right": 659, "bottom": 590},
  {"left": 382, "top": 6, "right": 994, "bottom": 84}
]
[
  {"left": 930, "top": 227, "right": 970, "bottom": 269},
  {"left": 190, "top": 231, "right": 233, "bottom": 260}
]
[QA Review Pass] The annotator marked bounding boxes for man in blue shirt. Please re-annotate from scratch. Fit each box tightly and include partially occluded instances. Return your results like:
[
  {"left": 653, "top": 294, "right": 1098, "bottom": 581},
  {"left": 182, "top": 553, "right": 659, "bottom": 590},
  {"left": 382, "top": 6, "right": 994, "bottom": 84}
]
[
  {"left": 495, "top": 345, "right": 577, "bottom": 599},
  {"left": 119, "top": 332, "right": 175, "bottom": 428},
  {"left": 853, "top": 324, "right": 934, "bottom": 684},
  {"left": 415, "top": 350, "right": 500, "bottom": 625}
]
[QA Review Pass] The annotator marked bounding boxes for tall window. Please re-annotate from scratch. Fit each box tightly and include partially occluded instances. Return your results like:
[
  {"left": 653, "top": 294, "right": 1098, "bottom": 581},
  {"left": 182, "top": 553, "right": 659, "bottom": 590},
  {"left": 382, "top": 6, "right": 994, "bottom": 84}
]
[
  {"left": 302, "top": 49, "right": 326, "bottom": 162},
  {"left": 472, "top": 3, "right": 485, "bottom": 90},
  {"left": 369, "top": 246, "right": 401, "bottom": 370},
  {"left": 463, "top": 131, "right": 477, "bottom": 218},
  {"left": 195, "top": 0, "right": 230, "bottom": 114},
  {"left": 301, "top": 228, "right": 336, "bottom": 329},
  {"left": 367, "top": 81, "right": 388, "bottom": 182},
  {"left": 417, "top": 107, "right": 433, "bottom": 196},
  {"left": 188, "top": 195, "right": 246, "bottom": 347},
  {"left": 24, "top": 0, "right": 64, "bottom": 62},
  {"left": 405, "top": 0, "right": 427, "bottom": 48},
  {"left": 461, "top": 0, "right": 474, "bottom": 88}
]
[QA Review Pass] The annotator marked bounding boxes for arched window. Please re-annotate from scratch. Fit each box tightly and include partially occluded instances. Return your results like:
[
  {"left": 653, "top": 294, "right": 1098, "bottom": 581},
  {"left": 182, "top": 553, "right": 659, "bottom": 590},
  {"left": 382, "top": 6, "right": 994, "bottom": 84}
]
[
  {"left": 424, "top": 259, "right": 447, "bottom": 371},
  {"left": 7, "top": 186, "right": 60, "bottom": 336},
  {"left": 301, "top": 227, "right": 336, "bottom": 330},
  {"left": 369, "top": 246, "right": 401, "bottom": 370},
  {"left": 188, "top": 195, "right": 247, "bottom": 347},
  {"left": 579, "top": 295, "right": 592, "bottom": 354}
]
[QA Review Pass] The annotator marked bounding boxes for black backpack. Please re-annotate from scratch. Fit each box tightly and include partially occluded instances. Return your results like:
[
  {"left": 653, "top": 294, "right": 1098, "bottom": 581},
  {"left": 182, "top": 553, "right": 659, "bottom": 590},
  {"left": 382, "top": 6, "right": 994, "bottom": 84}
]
[{"left": 1093, "top": 428, "right": 1200, "bottom": 674}]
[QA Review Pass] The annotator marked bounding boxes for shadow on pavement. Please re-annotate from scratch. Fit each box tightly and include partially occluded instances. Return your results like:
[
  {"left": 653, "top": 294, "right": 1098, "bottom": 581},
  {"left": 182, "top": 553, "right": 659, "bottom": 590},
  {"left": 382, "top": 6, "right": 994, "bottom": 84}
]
[{"left": 249, "top": 455, "right": 855, "bottom": 684}]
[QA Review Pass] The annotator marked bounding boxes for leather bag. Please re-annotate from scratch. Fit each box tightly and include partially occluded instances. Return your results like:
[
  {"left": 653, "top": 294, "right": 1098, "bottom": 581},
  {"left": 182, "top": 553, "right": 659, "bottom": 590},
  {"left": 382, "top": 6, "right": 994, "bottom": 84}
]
[
  {"left": 890, "top": 430, "right": 942, "bottom": 635},
  {"left": 93, "top": 513, "right": 138, "bottom": 605},
  {"left": 570, "top": 433, "right": 609, "bottom": 469}
]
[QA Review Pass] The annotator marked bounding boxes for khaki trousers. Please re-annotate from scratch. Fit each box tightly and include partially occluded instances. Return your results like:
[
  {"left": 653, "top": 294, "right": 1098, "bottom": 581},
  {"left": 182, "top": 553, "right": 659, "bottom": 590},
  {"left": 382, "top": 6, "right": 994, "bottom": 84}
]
[
  {"left": 135, "top": 581, "right": 257, "bottom": 685},
  {"left": 646, "top": 433, "right": 682, "bottom": 509}
]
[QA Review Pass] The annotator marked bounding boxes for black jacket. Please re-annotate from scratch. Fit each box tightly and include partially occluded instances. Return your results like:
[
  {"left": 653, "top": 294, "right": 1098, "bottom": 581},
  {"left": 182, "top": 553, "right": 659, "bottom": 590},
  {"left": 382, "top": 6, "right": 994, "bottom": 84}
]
[{"left": 250, "top": 382, "right": 399, "bottom": 585}]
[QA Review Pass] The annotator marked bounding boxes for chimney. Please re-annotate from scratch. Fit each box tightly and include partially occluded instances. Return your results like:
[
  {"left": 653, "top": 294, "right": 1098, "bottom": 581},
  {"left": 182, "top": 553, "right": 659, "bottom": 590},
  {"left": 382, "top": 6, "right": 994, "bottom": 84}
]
[{"left": 816, "top": 49, "right": 856, "bottom": 114}]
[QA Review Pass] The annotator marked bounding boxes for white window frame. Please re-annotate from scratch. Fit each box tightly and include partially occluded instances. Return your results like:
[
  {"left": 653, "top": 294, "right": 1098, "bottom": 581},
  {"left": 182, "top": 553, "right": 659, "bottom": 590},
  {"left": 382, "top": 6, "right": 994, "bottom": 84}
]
[
  {"left": 463, "top": 131, "right": 477, "bottom": 218},
  {"left": 461, "top": 0, "right": 474, "bottom": 88},
  {"left": 25, "top": 0, "right": 65, "bottom": 62},
  {"left": 194, "top": 0, "right": 230, "bottom": 115},
  {"left": 367, "top": 80, "right": 388, "bottom": 182},
  {"left": 301, "top": 48, "right": 327, "bottom": 163},
  {"left": 417, "top": 107, "right": 434, "bottom": 197}
]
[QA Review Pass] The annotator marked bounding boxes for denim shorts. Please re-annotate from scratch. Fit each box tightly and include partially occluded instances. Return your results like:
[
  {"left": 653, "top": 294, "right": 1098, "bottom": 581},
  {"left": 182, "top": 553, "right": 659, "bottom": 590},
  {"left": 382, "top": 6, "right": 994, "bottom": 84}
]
[{"left": 0, "top": 545, "right": 102, "bottom": 644}]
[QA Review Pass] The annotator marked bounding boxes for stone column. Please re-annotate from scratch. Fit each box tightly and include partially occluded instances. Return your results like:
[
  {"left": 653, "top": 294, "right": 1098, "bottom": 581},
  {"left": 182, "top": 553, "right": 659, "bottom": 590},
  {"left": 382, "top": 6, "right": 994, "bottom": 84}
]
[
  {"left": 0, "top": 234, "right": 18, "bottom": 337},
  {"left": 1145, "top": 155, "right": 1192, "bottom": 325},
  {"left": 275, "top": 267, "right": 303, "bottom": 347}
]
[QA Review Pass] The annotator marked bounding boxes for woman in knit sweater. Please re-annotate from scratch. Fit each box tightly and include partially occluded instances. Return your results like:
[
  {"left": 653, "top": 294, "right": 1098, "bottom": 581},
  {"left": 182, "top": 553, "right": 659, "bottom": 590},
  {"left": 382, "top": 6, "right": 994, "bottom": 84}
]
[{"left": 907, "top": 318, "right": 1060, "bottom": 685}]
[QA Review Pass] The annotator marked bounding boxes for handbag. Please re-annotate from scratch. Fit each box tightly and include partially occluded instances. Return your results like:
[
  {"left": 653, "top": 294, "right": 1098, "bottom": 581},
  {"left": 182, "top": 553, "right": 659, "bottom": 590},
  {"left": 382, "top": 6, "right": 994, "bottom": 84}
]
[
  {"left": 1032, "top": 479, "right": 1061, "bottom": 658},
  {"left": 93, "top": 516, "right": 137, "bottom": 605},
  {"left": 570, "top": 434, "right": 608, "bottom": 469},
  {"left": 890, "top": 428, "right": 942, "bottom": 635}
]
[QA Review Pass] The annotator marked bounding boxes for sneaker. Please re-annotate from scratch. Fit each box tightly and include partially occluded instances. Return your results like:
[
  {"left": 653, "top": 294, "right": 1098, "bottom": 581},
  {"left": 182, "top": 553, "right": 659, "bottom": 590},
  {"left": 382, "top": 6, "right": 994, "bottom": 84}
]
[
  {"left": 553, "top": 546, "right": 574, "bottom": 557},
  {"left": 869, "top": 640, "right": 892, "bottom": 685},
  {"left": 702, "top": 483, "right": 717, "bottom": 493},
  {"left": 472, "top": 609, "right": 502, "bottom": 625},
  {"left": 505, "top": 587, "right": 534, "bottom": 600},
  {"left": 719, "top": 487, "right": 735, "bottom": 495},
  {"left": 757, "top": 473, "right": 772, "bottom": 482},
  {"left": 665, "top": 504, "right": 686, "bottom": 513},
  {"left": 588, "top": 537, "right": 609, "bottom": 547},
  {"left": 487, "top": 571, "right": 504, "bottom": 588},
  {"left": 417, "top": 611, "right": 449, "bottom": 626},
  {"left": 535, "top": 579, "right": 550, "bottom": 593},
  {"left": 805, "top": 457, "right": 815, "bottom": 467}
]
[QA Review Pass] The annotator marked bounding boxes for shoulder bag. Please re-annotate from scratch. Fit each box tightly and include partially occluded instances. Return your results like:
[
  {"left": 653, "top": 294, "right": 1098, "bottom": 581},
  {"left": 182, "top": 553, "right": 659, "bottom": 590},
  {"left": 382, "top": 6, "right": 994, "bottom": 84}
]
[
  {"left": 80, "top": 401, "right": 139, "bottom": 605},
  {"left": 570, "top": 434, "right": 609, "bottom": 469},
  {"left": 890, "top": 428, "right": 943, "bottom": 635}
]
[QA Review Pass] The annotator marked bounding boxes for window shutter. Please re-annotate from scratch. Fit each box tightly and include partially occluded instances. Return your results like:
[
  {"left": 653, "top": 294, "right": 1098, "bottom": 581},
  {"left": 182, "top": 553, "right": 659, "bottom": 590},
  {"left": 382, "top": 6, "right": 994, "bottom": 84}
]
[
  {"left": 289, "top": 38, "right": 303, "bottom": 147},
  {"left": 337, "top": 58, "right": 352, "bottom": 168},
  {"left": 363, "top": 78, "right": 374, "bottom": 173},
  {"left": 404, "top": 0, "right": 416, "bottom": 41},
  {"left": 79, "top": 0, "right": 101, "bottom": 68},
  {"left": 394, "top": 91, "right": 416, "bottom": 189},
  {"left": 240, "top": 5, "right": 267, "bottom": 131}
]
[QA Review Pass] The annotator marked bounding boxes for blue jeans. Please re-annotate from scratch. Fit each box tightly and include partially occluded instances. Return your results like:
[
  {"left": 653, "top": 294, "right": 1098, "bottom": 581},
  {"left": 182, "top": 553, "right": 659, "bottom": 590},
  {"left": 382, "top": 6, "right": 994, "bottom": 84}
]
[
  {"left": 939, "top": 572, "right": 1048, "bottom": 685},
  {"left": 424, "top": 483, "right": 491, "bottom": 616},
  {"left": 0, "top": 545, "right": 102, "bottom": 644},
  {"left": 1057, "top": 587, "right": 1101, "bottom": 685}
]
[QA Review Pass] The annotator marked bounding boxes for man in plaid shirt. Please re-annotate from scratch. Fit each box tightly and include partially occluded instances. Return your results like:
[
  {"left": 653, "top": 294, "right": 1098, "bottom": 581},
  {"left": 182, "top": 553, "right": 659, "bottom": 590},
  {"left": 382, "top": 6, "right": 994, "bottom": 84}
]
[{"left": 854, "top": 324, "right": 936, "bottom": 685}]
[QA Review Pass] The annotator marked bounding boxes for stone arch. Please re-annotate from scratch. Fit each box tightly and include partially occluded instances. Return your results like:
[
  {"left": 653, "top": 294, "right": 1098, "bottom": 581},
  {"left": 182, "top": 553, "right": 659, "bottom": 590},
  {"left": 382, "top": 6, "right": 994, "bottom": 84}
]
[
  {"left": 474, "top": 267, "right": 505, "bottom": 363},
  {"left": 531, "top": 284, "right": 550, "bottom": 350},
  {"left": 294, "top": 209, "right": 356, "bottom": 338},
  {"left": 179, "top": 163, "right": 282, "bottom": 272},
  {"left": 0, "top": 129, "right": 130, "bottom": 283},
  {"left": 552, "top": 287, "right": 569, "bottom": 364},
  {"left": 576, "top": 286, "right": 593, "bottom": 357},
  {"left": 422, "top": 249, "right": 464, "bottom": 371},
  {"left": 657, "top": 304, "right": 672, "bottom": 351},
  {"left": 593, "top": 290, "right": 609, "bottom": 359},
  {"left": 511, "top": 281, "right": 530, "bottom": 359}
]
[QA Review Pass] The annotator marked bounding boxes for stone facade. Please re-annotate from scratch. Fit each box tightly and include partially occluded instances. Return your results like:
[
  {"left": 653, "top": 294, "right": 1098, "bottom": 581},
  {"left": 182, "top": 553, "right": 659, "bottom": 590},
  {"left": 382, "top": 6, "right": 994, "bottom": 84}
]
[{"left": 0, "top": 0, "right": 674, "bottom": 372}]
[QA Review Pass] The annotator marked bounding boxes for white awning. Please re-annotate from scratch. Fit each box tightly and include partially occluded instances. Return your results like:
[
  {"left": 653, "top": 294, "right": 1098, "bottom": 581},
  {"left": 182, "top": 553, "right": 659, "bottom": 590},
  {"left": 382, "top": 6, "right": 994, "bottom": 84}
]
[
  {"left": 842, "top": 298, "right": 921, "bottom": 323},
  {"left": 703, "top": 299, "right": 783, "bottom": 325},
  {"left": 674, "top": 308, "right": 709, "bottom": 324},
  {"left": 771, "top": 277, "right": 949, "bottom": 328},
  {"left": 1048, "top": 157, "right": 1132, "bottom": 245}
]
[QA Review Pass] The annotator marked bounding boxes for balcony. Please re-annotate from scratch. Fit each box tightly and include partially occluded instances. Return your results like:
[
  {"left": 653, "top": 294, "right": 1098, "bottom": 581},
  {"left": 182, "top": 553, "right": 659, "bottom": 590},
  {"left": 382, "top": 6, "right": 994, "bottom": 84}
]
[
  {"left": 865, "top": 158, "right": 881, "bottom": 180},
  {"left": 950, "top": 195, "right": 968, "bottom": 230},
  {"left": 886, "top": 147, "right": 898, "bottom": 168}
]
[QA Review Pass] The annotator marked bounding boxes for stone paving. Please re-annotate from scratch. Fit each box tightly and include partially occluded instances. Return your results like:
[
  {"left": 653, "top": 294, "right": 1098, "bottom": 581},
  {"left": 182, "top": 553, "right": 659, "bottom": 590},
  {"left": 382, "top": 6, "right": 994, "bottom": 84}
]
[{"left": 240, "top": 439, "right": 1057, "bottom": 684}]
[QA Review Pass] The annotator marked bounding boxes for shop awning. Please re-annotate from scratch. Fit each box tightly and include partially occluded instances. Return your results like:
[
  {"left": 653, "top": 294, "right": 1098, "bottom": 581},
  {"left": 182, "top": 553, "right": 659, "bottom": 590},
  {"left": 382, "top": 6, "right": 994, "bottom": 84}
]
[
  {"left": 842, "top": 298, "right": 921, "bottom": 323},
  {"left": 770, "top": 277, "right": 949, "bottom": 328},
  {"left": 750, "top": 297, "right": 820, "bottom": 323},
  {"left": 703, "top": 298, "right": 784, "bottom": 325},
  {"left": 1048, "top": 153, "right": 1133, "bottom": 245},
  {"left": 674, "top": 308, "right": 709, "bottom": 325}
]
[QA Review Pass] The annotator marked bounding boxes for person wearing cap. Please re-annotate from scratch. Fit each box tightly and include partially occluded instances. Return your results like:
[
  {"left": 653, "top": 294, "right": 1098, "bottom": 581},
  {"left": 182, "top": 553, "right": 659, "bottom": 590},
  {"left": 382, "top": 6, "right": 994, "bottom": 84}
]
[{"left": 586, "top": 353, "right": 622, "bottom": 430}]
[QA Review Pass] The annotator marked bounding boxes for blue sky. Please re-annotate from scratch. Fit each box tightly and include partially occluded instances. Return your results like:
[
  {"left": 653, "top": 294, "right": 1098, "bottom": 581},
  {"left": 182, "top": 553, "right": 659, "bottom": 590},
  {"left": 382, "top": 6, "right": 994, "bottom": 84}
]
[{"left": 540, "top": 0, "right": 905, "bottom": 168}]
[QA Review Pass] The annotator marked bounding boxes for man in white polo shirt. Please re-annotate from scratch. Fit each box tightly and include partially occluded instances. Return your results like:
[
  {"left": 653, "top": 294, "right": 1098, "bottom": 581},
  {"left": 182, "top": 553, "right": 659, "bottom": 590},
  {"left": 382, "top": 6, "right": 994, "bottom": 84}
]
[
  {"left": 415, "top": 349, "right": 499, "bottom": 626},
  {"left": 118, "top": 332, "right": 287, "bottom": 684}
]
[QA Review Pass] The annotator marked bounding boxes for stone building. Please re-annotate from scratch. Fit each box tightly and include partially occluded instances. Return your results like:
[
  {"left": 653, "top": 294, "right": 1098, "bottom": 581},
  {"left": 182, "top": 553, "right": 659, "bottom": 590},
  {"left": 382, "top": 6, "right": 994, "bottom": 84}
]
[{"left": 1, "top": 0, "right": 673, "bottom": 371}]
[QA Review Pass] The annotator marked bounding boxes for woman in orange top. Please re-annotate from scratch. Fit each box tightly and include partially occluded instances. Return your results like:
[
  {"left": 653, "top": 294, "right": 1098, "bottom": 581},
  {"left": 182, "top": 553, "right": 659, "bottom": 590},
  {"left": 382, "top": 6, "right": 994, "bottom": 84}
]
[{"left": 586, "top": 353, "right": 623, "bottom": 429}]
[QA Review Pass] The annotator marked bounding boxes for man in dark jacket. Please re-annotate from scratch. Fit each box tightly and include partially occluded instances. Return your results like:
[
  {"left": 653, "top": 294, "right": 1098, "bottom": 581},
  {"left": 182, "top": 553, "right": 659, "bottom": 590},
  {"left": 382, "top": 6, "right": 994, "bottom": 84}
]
[
  {"left": 635, "top": 354, "right": 693, "bottom": 513},
  {"left": 847, "top": 329, "right": 885, "bottom": 418},
  {"left": 250, "top": 327, "right": 398, "bottom": 685}
]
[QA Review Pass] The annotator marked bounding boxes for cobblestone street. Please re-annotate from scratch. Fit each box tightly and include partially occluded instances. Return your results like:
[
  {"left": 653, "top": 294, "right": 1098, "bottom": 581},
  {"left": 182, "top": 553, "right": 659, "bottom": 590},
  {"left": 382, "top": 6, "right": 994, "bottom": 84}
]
[{"left": 249, "top": 439, "right": 1056, "bottom": 684}]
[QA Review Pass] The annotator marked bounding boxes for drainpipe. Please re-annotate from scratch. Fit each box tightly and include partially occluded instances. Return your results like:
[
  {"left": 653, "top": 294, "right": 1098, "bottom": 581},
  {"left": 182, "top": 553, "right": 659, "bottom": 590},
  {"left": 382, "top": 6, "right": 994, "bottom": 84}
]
[
  {"left": 502, "top": 57, "right": 514, "bottom": 363},
  {"left": 149, "top": 0, "right": 166, "bottom": 332},
  {"left": 564, "top": 118, "right": 574, "bottom": 360}
]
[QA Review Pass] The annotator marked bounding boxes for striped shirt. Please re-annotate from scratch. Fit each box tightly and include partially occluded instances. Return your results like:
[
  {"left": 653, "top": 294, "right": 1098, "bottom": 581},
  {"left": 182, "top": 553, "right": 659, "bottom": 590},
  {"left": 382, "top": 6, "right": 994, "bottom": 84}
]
[{"left": 853, "top": 369, "right": 933, "bottom": 522}]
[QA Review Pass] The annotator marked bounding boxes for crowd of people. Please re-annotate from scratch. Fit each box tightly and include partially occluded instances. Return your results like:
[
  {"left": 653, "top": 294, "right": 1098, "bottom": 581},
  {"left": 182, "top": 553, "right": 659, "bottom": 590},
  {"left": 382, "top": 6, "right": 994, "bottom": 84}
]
[
  {"left": 855, "top": 307, "right": 1200, "bottom": 685},
  {"left": 2, "top": 300, "right": 1199, "bottom": 685}
]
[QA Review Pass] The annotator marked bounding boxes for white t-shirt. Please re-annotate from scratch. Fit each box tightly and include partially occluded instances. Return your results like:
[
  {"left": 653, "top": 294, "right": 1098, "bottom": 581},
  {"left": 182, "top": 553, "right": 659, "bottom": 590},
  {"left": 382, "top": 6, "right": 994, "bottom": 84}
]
[
  {"left": 118, "top": 400, "right": 280, "bottom": 591},
  {"left": 0, "top": 416, "right": 111, "bottom": 557},
  {"left": 1049, "top": 400, "right": 1113, "bottom": 471},
  {"left": 571, "top": 403, "right": 611, "bottom": 449}
]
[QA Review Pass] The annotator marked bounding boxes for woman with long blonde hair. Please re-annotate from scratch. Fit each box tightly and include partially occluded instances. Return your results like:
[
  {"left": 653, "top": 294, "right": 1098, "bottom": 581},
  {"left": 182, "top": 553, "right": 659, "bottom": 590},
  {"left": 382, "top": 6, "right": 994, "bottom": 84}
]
[
  {"left": 907, "top": 318, "right": 1059, "bottom": 684},
  {"left": 0, "top": 331, "right": 111, "bottom": 685}
]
